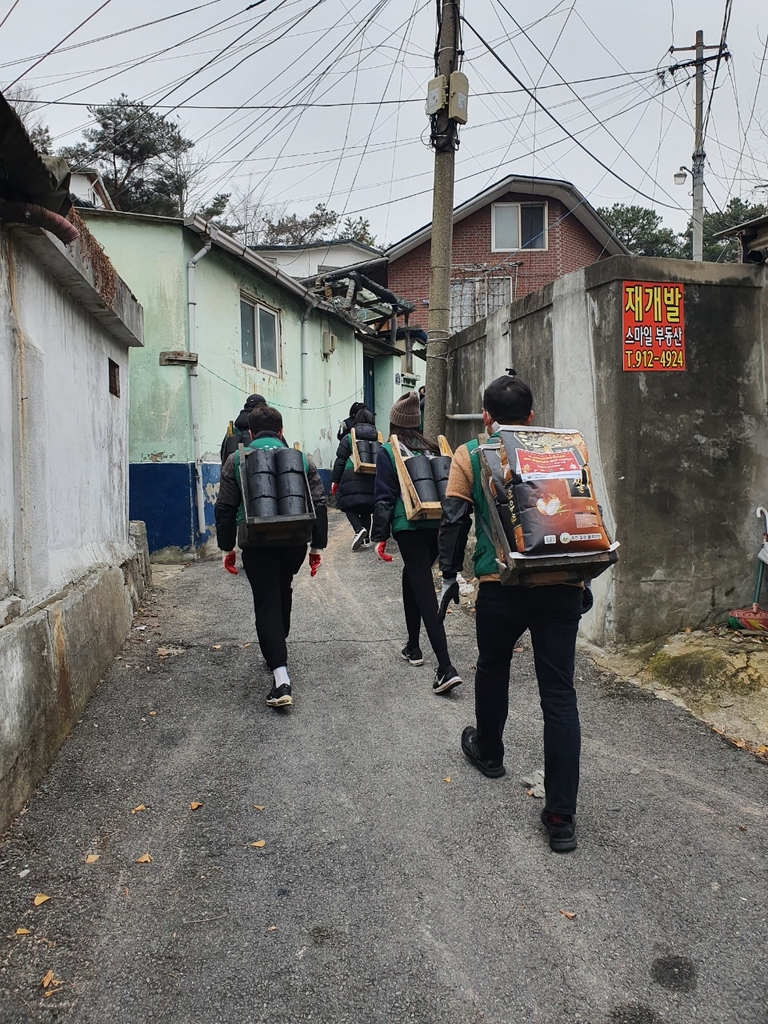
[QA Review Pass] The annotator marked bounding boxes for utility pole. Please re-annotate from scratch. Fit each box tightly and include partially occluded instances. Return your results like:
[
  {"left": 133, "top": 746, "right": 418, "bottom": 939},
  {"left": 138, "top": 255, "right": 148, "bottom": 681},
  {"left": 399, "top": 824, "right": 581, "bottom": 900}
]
[
  {"left": 423, "top": 0, "right": 465, "bottom": 442},
  {"left": 670, "top": 31, "right": 724, "bottom": 262}
]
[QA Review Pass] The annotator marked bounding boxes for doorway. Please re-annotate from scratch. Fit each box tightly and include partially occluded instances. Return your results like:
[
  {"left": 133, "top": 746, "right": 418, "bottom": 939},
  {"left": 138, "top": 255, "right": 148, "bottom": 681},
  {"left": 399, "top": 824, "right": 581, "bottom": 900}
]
[{"left": 363, "top": 355, "right": 375, "bottom": 416}]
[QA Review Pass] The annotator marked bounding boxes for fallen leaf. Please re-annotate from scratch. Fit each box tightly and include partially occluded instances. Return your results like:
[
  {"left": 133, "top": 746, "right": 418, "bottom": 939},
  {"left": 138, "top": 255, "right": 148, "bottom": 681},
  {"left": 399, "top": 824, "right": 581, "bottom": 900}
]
[
  {"left": 15, "top": 928, "right": 30, "bottom": 935},
  {"left": 189, "top": 801, "right": 203, "bottom": 810},
  {"left": 250, "top": 840, "right": 266, "bottom": 848},
  {"left": 149, "top": 710, "right": 157, "bottom": 716},
  {"left": 559, "top": 909, "right": 576, "bottom": 920},
  {"left": 135, "top": 853, "right": 153, "bottom": 864},
  {"left": 157, "top": 648, "right": 170, "bottom": 657},
  {"left": 443, "top": 776, "right": 451, "bottom": 783},
  {"left": 267, "top": 925, "right": 277, "bottom": 931},
  {"left": 211, "top": 644, "right": 222, "bottom": 650},
  {"left": 43, "top": 990, "right": 59, "bottom": 998},
  {"left": 85, "top": 855, "right": 100, "bottom": 864},
  {"left": 734, "top": 739, "right": 746, "bottom": 749},
  {"left": 526, "top": 788, "right": 534, "bottom": 797},
  {"left": 254, "top": 805, "right": 265, "bottom": 811},
  {"left": 242, "top": 643, "right": 252, "bottom": 648},
  {"left": 41, "top": 971, "right": 55, "bottom": 988},
  {"left": 131, "top": 804, "right": 146, "bottom": 814},
  {"left": 33, "top": 894, "right": 50, "bottom": 907},
  {"left": 514, "top": 646, "right": 525, "bottom": 653}
]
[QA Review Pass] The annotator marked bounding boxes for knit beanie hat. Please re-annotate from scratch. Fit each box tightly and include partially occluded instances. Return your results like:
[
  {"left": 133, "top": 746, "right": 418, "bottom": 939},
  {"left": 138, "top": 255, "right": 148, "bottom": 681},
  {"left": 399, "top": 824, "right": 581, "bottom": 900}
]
[{"left": 389, "top": 391, "right": 421, "bottom": 429}]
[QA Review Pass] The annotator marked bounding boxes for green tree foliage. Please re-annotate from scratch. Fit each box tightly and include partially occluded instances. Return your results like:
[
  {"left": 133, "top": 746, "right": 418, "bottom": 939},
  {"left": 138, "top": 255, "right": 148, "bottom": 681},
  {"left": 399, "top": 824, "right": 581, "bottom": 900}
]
[
  {"left": 58, "top": 94, "right": 218, "bottom": 217},
  {"left": 597, "top": 203, "right": 685, "bottom": 258},
  {"left": 678, "top": 197, "right": 767, "bottom": 263},
  {"left": 262, "top": 203, "right": 377, "bottom": 246}
]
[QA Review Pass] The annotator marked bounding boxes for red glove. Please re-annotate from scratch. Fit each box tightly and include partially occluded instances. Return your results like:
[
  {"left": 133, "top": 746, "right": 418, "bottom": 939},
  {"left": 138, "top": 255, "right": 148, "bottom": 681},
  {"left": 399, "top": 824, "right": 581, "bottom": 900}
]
[
  {"left": 330, "top": 482, "right": 338, "bottom": 496},
  {"left": 376, "top": 541, "right": 392, "bottom": 562},
  {"left": 223, "top": 551, "right": 238, "bottom": 575},
  {"left": 309, "top": 552, "right": 322, "bottom": 577}
]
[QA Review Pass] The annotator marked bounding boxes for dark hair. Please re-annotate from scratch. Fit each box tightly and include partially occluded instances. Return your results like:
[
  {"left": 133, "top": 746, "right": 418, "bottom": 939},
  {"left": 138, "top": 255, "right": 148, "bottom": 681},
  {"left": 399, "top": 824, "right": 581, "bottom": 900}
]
[
  {"left": 354, "top": 408, "right": 375, "bottom": 427},
  {"left": 349, "top": 401, "right": 366, "bottom": 418},
  {"left": 483, "top": 373, "right": 533, "bottom": 424},
  {"left": 249, "top": 404, "right": 283, "bottom": 435},
  {"left": 388, "top": 424, "right": 439, "bottom": 455}
]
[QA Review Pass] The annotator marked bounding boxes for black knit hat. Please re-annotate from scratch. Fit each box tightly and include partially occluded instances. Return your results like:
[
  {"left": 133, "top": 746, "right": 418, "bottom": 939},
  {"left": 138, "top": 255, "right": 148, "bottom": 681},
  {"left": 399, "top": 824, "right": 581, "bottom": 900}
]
[{"left": 389, "top": 391, "right": 421, "bottom": 429}]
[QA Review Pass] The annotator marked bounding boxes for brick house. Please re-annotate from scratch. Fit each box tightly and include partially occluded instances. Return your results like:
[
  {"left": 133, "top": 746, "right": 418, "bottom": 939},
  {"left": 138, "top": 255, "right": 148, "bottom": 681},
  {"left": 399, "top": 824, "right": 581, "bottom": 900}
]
[{"left": 386, "top": 174, "right": 628, "bottom": 332}]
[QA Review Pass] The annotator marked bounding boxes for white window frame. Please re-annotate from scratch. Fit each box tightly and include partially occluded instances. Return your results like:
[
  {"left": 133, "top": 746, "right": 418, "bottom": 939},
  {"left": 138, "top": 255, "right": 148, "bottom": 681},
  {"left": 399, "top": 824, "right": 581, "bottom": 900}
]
[
  {"left": 240, "top": 295, "right": 282, "bottom": 377},
  {"left": 491, "top": 201, "right": 548, "bottom": 252}
]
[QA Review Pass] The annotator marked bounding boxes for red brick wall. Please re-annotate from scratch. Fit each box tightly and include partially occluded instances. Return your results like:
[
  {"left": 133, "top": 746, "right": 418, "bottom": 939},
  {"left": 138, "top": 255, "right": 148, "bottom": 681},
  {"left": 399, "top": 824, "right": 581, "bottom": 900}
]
[{"left": 387, "top": 194, "right": 608, "bottom": 330}]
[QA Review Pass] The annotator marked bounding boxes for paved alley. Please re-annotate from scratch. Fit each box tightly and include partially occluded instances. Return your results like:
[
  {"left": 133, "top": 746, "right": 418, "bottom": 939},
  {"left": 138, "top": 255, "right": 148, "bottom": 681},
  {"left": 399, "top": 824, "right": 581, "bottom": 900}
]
[{"left": 1, "top": 511, "right": 766, "bottom": 1024}]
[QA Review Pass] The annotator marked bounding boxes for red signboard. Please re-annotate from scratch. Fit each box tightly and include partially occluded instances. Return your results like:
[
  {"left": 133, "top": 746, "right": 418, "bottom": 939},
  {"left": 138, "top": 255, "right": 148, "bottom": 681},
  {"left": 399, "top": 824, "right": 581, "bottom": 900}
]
[
  {"left": 622, "top": 281, "right": 685, "bottom": 372},
  {"left": 515, "top": 448, "right": 582, "bottom": 481}
]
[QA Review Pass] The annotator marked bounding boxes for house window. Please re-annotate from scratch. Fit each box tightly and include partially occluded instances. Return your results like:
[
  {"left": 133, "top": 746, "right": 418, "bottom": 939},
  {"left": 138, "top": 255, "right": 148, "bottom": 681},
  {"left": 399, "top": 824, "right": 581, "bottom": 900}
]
[
  {"left": 108, "top": 358, "right": 120, "bottom": 397},
  {"left": 491, "top": 202, "right": 547, "bottom": 251},
  {"left": 240, "top": 297, "right": 280, "bottom": 375},
  {"left": 450, "top": 277, "right": 512, "bottom": 332}
]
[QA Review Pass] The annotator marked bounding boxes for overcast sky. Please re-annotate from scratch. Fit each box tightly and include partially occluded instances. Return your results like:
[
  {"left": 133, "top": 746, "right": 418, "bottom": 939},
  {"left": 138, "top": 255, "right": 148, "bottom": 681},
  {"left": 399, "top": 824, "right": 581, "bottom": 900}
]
[{"left": 2, "top": 0, "right": 766, "bottom": 246}]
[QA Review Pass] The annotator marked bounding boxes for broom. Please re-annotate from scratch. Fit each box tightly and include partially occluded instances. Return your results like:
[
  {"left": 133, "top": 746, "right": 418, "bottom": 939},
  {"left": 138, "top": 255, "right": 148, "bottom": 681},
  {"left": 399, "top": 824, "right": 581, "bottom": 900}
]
[{"left": 729, "top": 507, "right": 768, "bottom": 631}]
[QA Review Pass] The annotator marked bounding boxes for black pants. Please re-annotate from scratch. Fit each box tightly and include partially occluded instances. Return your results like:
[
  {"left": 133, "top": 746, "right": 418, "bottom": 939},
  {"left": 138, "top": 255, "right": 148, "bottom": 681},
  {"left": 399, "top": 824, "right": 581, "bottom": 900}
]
[
  {"left": 241, "top": 545, "right": 307, "bottom": 670},
  {"left": 344, "top": 509, "right": 372, "bottom": 535},
  {"left": 394, "top": 529, "right": 450, "bottom": 670},
  {"left": 474, "top": 582, "right": 582, "bottom": 815}
]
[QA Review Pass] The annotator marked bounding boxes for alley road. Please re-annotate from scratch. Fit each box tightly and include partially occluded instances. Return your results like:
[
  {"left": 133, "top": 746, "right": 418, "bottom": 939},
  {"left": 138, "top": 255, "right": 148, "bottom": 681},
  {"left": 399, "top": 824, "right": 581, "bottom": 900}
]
[{"left": 1, "top": 511, "right": 766, "bottom": 1024}]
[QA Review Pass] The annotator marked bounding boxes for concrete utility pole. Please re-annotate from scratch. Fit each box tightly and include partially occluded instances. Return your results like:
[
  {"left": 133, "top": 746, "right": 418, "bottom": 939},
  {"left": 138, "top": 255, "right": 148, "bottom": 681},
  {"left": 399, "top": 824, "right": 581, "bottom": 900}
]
[
  {"left": 423, "top": 0, "right": 462, "bottom": 442},
  {"left": 670, "top": 31, "right": 723, "bottom": 262}
]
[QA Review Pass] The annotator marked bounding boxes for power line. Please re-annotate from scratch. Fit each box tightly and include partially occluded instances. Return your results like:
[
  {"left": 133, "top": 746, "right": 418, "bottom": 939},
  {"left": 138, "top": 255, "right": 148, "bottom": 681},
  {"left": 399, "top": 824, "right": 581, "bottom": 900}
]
[
  {"left": 461, "top": 15, "right": 686, "bottom": 212},
  {"left": 0, "top": 0, "right": 22, "bottom": 33},
  {"left": 701, "top": 0, "right": 732, "bottom": 140},
  {"left": 7, "top": 0, "right": 115, "bottom": 89}
]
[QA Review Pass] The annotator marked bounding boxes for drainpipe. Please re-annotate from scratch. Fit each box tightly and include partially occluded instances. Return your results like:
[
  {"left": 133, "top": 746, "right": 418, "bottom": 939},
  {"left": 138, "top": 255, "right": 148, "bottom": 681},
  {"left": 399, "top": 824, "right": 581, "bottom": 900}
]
[
  {"left": 187, "top": 239, "right": 212, "bottom": 537},
  {"left": 300, "top": 299, "right": 314, "bottom": 408}
]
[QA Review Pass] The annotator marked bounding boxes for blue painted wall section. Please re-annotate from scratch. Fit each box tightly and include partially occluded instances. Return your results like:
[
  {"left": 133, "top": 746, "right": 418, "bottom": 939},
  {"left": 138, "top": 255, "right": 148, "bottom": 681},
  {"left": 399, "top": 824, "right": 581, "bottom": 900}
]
[{"left": 129, "top": 463, "right": 197, "bottom": 554}]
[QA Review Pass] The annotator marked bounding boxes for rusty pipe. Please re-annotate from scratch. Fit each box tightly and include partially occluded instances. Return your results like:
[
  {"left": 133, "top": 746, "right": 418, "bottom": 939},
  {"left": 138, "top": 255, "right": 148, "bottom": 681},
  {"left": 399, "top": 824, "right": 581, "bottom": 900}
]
[{"left": 0, "top": 200, "right": 79, "bottom": 245}]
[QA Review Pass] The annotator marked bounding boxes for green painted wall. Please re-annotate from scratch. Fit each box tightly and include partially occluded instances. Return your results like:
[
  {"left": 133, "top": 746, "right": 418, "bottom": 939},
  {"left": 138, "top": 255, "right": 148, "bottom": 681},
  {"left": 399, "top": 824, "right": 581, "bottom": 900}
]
[{"left": 86, "top": 215, "right": 394, "bottom": 471}]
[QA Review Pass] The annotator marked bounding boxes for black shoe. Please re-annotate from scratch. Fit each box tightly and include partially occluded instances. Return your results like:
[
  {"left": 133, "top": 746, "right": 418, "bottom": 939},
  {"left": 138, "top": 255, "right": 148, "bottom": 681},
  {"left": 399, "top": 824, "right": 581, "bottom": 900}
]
[
  {"left": 351, "top": 528, "right": 368, "bottom": 551},
  {"left": 460, "top": 726, "right": 505, "bottom": 778},
  {"left": 401, "top": 645, "right": 423, "bottom": 666},
  {"left": 433, "top": 665, "right": 463, "bottom": 694},
  {"left": 541, "top": 809, "right": 577, "bottom": 852},
  {"left": 266, "top": 683, "right": 293, "bottom": 708}
]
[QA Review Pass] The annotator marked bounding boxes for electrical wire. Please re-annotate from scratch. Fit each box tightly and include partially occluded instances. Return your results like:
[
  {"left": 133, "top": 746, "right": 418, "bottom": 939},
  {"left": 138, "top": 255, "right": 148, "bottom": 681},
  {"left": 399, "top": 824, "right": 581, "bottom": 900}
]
[
  {"left": 701, "top": 0, "right": 732, "bottom": 141},
  {"left": 7, "top": 0, "right": 115, "bottom": 89},
  {"left": 0, "top": 0, "right": 22, "bottom": 33},
  {"left": 462, "top": 15, "right": 686, "bottom": 212}
]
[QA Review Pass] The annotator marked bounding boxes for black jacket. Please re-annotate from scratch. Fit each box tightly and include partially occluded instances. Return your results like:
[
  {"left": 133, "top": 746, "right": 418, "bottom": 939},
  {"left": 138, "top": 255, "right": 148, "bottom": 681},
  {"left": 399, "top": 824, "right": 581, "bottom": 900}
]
[
  {"left": 332, "top": 423, "right": 377, "bottom": 511},
  {"left": 215, "top": 432, "right": 328, "bottom": 550}
]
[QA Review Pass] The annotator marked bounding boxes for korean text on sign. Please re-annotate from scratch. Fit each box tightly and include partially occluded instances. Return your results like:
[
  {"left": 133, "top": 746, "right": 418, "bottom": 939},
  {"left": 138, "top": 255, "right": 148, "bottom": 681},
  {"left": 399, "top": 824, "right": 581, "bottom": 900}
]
[{"left": 622, "top": 281, "right": 685, "bottom": 372}]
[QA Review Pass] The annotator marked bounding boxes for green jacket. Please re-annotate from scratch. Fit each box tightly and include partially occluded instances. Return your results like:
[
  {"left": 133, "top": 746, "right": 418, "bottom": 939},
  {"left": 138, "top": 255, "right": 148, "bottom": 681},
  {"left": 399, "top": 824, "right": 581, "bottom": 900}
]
[{"left": 466, "top": 437, "right": 500, "bottom": 578}]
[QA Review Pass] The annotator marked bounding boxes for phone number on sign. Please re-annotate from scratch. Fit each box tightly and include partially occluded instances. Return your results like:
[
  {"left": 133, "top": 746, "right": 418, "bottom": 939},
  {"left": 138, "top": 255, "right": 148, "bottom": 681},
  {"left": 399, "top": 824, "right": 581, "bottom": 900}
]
[{"left": 624, "top": 349, "right": 685, "bottom": 370}]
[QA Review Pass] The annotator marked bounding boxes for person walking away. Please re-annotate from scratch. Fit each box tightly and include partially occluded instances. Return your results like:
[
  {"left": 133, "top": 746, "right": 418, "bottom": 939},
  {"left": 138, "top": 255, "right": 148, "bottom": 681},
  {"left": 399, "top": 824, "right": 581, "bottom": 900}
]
[
  {"left": 331, "top": 408, "right": 378, "bottom": 550},
  {"left": 215, "top": 404, "right": 328, "bottom": 709},
  {"left": 337, "top": 401, "right": 366, "bottom": 442},
  {"left": 438, "top": 373, "right": 584, "bottom": 852},
  {"left": 370, "top": 392, "right": 462, "bottom": 696},
  {"left": 220, "top": 393, "right": 266, "bottom": 464}
]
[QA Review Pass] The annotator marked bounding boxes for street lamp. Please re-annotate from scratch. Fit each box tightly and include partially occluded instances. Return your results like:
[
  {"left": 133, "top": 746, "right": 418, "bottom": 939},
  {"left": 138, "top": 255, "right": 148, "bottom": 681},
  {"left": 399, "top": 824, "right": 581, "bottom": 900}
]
[
  {"left": 673, "top": 162, "right": 704, "bottom": 261},
  {"left": 674, "top": 166, "right": 689, "bottom": 186}
]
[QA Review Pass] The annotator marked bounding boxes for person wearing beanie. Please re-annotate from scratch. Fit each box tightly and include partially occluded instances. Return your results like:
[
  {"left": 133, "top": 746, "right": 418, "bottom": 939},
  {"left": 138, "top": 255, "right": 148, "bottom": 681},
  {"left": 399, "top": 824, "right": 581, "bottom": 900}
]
[
  {"left": 220, "top": 394, "right": 267, "bottom": 463},
  {"left": 369, "top": 393, "right": 463, "bottom": 695}
]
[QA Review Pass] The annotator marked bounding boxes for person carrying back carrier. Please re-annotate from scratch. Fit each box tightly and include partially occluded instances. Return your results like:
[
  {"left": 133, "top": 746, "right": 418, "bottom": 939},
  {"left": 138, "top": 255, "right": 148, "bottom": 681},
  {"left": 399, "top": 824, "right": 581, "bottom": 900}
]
[
  {"left": 370, "top": 392, "right": 462, "bottom": 696},
  {"left": 220, "top": 393, "right": 266, "bottom": 464},
  {"left": 215, "top": 404, "right": 328, "bottom": 709},
  {"left": 438, "top": 373, "right": 589, "bottom": 853},
  {"left": 331, "top": 407, "right": 378, "bottom": 551}
]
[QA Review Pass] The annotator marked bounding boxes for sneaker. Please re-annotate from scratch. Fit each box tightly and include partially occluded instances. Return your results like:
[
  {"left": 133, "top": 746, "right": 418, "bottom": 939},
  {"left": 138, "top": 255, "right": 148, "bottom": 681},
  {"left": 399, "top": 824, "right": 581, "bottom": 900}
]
[
  {"left": 361, "top": 538, "right": 373, "bottom": 549},
  {"left": 266, "top": 683, "right": 293, "bottom": 708},
  {"left": 541, "top": 809, "right": 577, "bottom": 853},
  {"left": 460, "top": 726, "right": 505, "bottom": 778},
  {"left": 433, "top": 665, "right": 463, "bottom": 694},
  {"left": 351, "top": 529, "right": 368, "bottom": 551},
  {"left": 401, "top": 645, "right": 424, "bottom": 666}
]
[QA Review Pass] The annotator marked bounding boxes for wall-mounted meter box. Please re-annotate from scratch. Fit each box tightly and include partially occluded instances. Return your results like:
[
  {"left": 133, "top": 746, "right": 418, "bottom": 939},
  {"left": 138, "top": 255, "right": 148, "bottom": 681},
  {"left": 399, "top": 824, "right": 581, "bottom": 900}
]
[
  {"left": 426, "top": 75, "right": 447, "bottom": 115},
  {"left": 449, "top": 71, "right": 469, "bottom": 124}
]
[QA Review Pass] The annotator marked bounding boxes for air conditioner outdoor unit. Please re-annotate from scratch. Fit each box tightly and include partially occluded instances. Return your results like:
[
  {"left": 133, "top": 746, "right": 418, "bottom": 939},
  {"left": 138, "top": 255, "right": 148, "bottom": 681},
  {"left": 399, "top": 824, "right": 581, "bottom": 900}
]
[{"left": 322, "top": 331, "right": 337, "bottom": 357}]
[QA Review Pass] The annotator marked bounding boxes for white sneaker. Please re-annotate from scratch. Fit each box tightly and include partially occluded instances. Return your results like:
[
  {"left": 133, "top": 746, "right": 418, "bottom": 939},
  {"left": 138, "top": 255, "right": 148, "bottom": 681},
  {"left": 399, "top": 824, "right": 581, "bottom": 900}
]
[{"left": 351, "top": 529, "right": 368, "bottom": 551}]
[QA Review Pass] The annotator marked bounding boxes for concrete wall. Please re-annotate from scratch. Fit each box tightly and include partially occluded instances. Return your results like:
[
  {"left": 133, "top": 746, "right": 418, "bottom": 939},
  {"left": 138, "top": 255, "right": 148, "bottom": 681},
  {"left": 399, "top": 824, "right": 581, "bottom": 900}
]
[
  {"left": 388, "top": 196, "right": 608, "bottom": 332},
  {"left": 447, "top": 255, "right": 768, "bottom": 646},
  {"left": 0, "top": 223, "right": 149, "bottom": 833},
  {"left": 85, "top": 215, "right": 398, "bottom": 557}
]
